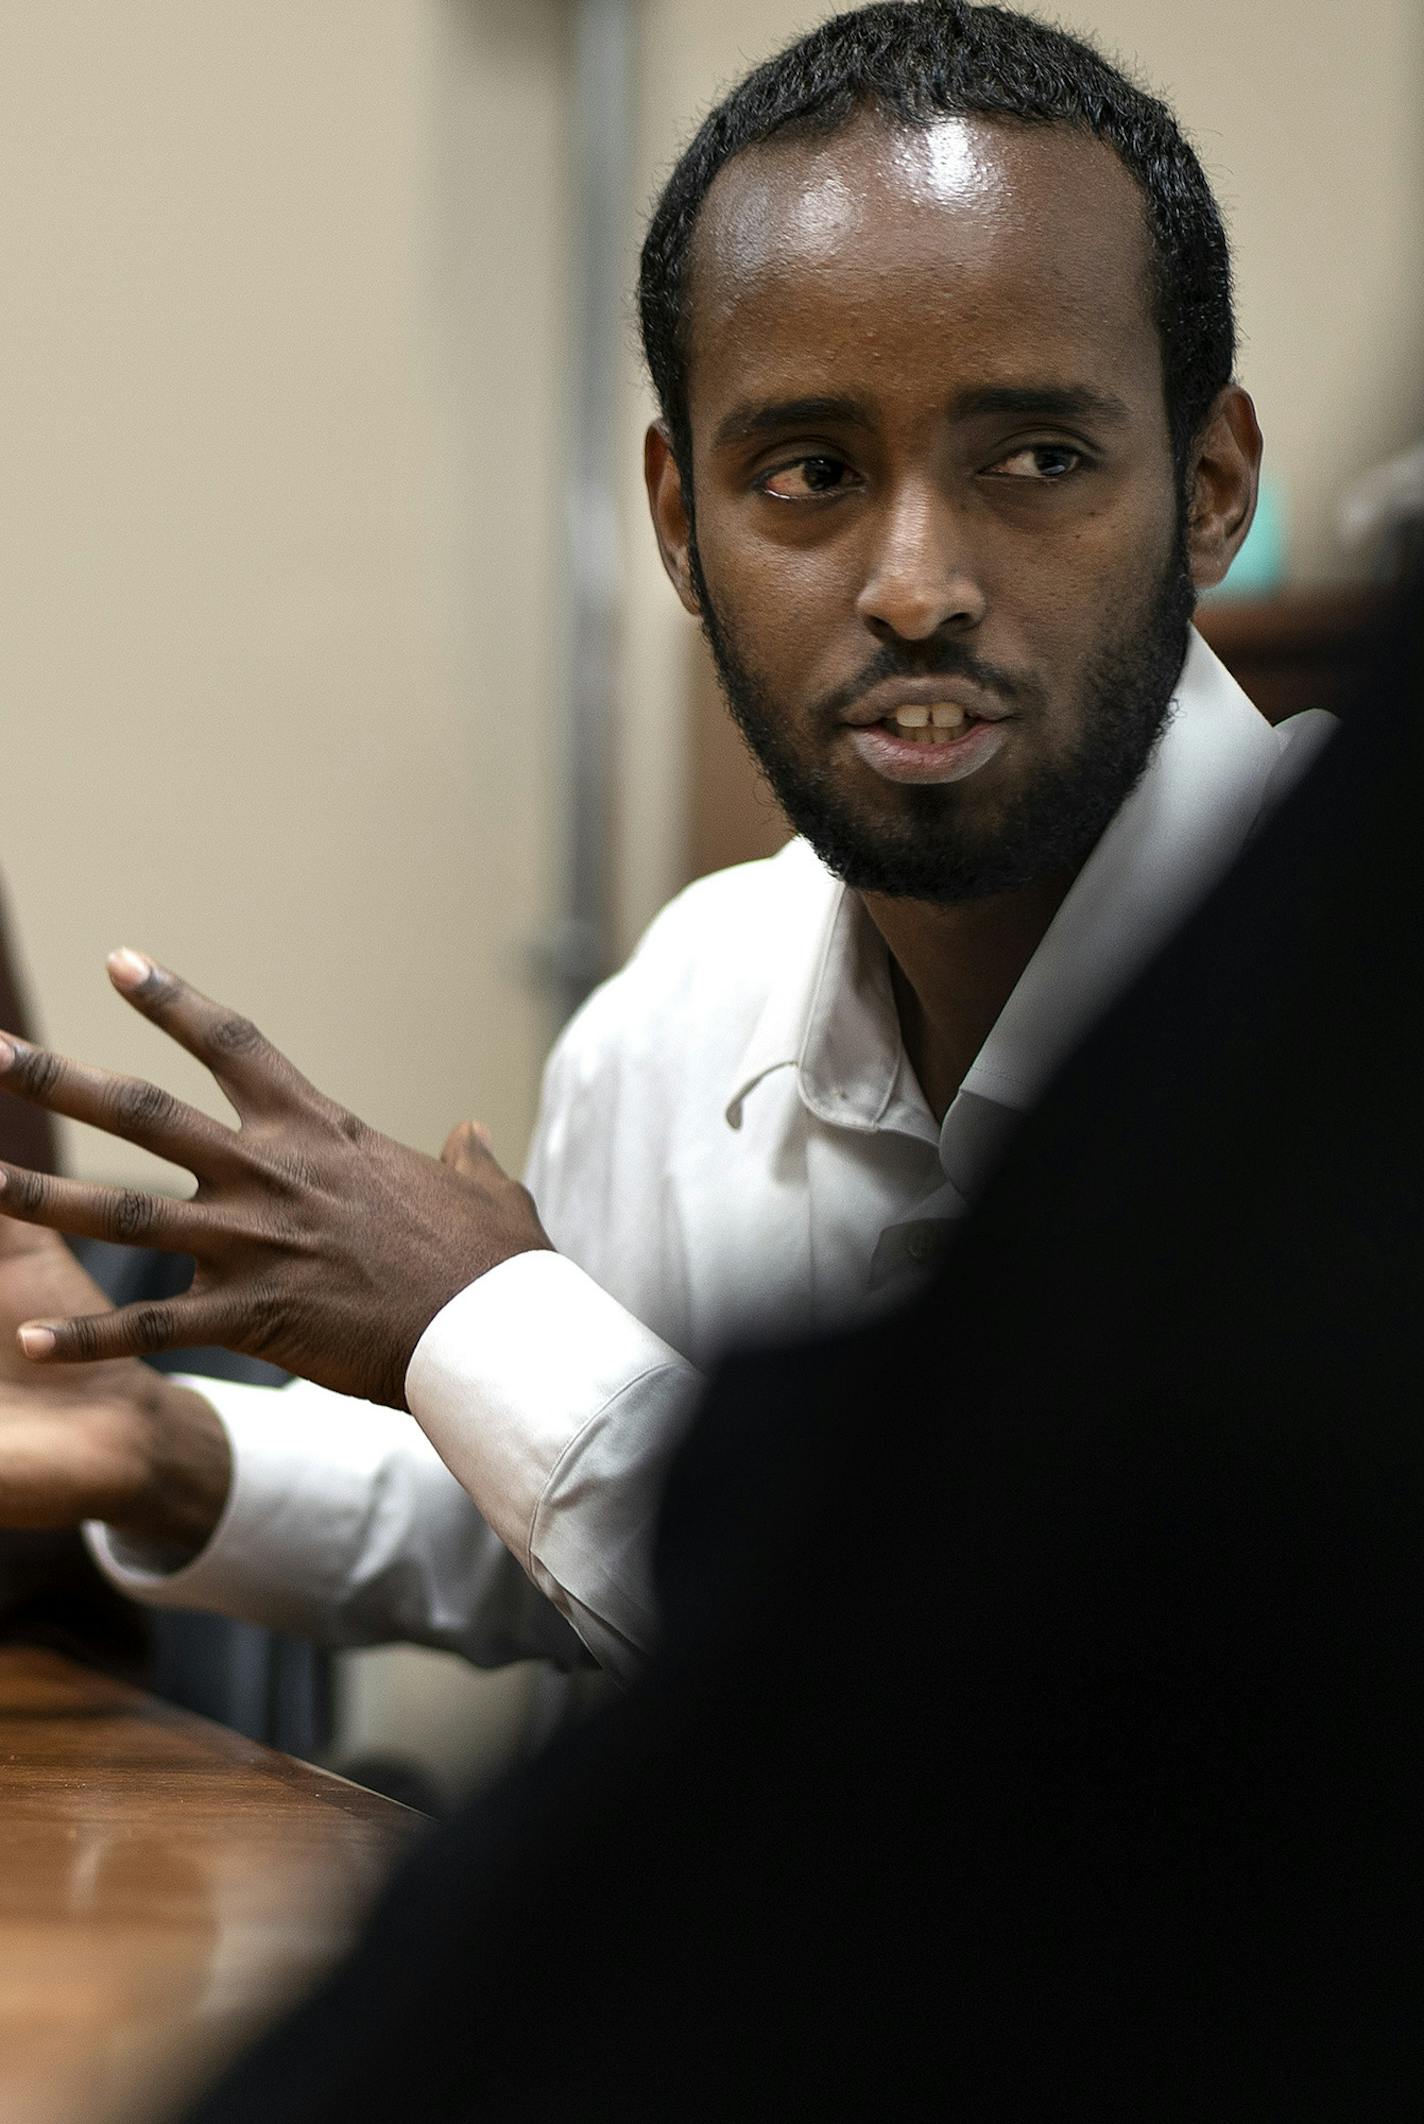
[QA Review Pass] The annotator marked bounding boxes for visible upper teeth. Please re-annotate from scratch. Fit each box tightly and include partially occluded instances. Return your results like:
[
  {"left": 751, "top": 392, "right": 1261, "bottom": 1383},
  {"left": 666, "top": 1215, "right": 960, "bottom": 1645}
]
[{"left": 890, "top": 703, "right": 968, "bottom": 733}]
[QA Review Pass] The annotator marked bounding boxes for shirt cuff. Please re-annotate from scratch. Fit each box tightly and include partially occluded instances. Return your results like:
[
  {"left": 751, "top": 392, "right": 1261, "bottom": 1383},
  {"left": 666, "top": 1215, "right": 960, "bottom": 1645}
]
[{"left": 405, "top": 1250, "right": 694, "bottom": 1582}]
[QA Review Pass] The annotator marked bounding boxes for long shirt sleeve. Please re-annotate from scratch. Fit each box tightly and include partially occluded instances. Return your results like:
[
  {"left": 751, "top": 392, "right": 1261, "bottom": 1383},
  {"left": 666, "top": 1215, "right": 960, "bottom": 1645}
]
[{"left": 87, "top": 1373, "right": 589, "bottom": 1669}]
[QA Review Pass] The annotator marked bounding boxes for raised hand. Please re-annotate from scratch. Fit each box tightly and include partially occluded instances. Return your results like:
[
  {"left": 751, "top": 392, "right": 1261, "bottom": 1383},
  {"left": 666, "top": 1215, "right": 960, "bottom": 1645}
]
[
  {"left": 0, "top": 951, "right": 551, "bottom": 1410},
  {"left": 0, "top": 1216, "right": 230, "bottom": 1548}
]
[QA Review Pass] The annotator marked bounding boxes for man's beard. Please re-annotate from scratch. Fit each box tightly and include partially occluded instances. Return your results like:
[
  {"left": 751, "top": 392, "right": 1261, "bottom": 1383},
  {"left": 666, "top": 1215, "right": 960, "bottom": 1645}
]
[{"left": 688, "top": 529, "right": 1196, "bottom": 906}]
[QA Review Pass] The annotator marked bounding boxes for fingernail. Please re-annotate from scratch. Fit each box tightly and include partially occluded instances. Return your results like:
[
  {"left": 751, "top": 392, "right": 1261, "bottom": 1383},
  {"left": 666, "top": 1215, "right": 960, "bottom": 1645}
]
[
  {"left": 18, "top": 1325, "right": 56, "bottom": 1360},
  {"left": 0, "top": 1039, "right": 12, "bottom": 1071},
  {"left": 107, "top": 948, "right": 152, "bottom": 991}
]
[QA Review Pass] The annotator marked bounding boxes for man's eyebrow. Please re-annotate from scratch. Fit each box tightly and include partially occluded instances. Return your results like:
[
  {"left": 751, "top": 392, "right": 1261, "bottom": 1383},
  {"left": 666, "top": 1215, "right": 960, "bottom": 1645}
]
[
  {"left": 951, "top": 384, "right": 1132, "bottom": 425},
  {"left": 711, "top": 396, "right": 868, "bottom": 449},
  {"left": 712, "top": 385, "right": 1131, "bottom": 449}
]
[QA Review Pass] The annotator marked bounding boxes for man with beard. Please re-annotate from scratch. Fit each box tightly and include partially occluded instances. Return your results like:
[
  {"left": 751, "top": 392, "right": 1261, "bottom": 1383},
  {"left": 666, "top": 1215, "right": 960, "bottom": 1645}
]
[{"left": 0, "top": 2, "right": 1330, "bottom": 1677}]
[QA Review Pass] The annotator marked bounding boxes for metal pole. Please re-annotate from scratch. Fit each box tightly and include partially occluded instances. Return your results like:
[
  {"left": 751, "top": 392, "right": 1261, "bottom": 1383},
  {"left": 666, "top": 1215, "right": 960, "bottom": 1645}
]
[{"left": 548, "top": 0, "right": 636, "bottom": 1022}]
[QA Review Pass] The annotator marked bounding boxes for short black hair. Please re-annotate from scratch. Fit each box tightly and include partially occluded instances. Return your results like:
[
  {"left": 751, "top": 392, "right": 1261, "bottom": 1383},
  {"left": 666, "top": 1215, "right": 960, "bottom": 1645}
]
[{"left": 638, "top": 0, "right": 1235, "bottom": 486}]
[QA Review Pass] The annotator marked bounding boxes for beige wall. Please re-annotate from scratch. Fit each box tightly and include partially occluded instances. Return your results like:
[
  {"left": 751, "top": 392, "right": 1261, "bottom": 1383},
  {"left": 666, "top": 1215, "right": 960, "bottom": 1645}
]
[
  {"left": 615, "top": 0, "right": 1424, "bottom": 947},
  {"left": 0, "top": 0, "right": 569, "bottom": 1190},
  {"left": 0, "top": 0, "right": 572, "bottom": 1790}
]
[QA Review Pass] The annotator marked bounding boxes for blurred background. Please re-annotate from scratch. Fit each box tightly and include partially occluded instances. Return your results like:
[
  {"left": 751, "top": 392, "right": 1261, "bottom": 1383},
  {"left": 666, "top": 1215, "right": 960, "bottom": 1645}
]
[{"left": 0, "top": 0, "right": 1418, "bottom": 1803}]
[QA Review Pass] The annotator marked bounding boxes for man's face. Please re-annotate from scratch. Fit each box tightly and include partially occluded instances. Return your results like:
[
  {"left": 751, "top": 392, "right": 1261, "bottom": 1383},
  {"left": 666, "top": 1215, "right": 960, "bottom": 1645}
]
[{"left": 656, "top": 113, "right": 1203, "bottom": 904}]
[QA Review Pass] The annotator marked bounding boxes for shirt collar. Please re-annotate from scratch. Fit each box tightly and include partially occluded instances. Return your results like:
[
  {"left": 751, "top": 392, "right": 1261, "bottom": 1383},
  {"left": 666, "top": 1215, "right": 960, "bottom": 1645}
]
[
  {"left": 724, "top": 843, "right": 911, "bottom": 1135},
  {"left": 725, "top": 629, "right": 1280, "bottom": 1133}
]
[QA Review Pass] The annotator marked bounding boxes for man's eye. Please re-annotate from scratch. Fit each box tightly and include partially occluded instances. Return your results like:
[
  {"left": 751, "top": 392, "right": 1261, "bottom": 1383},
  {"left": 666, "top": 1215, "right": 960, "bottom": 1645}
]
[
  {"left": 985, "top": 444, "right": 1084, "bottom": 481},
  {"left": 757, "top": 455, "right": 858, "bottom": 501}
]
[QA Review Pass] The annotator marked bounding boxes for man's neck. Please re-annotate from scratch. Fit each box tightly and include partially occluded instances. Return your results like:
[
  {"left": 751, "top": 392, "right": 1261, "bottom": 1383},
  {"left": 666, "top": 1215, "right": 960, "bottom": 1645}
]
[{"left": 859, "top": 873, "right": 1078, "bottom": 1123}]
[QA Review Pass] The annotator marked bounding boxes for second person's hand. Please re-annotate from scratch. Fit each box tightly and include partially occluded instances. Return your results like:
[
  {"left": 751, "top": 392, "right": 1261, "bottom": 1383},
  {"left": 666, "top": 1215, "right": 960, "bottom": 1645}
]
[{"left": 0, "top": 951, "right": 552, "bottom": 1410}]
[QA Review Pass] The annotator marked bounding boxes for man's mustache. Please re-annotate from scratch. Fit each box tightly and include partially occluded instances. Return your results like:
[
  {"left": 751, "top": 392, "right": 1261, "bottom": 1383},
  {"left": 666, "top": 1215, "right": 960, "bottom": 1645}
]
[{"left": 815, "top": 641, "right": 1035, "bottom": 725}]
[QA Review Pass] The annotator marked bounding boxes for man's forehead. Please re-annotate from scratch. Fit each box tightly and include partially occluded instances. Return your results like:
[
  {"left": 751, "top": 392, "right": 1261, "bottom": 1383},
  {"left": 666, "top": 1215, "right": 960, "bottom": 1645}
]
[{"left": 688, "top": 111, "right": 1154, "bottom": 350}]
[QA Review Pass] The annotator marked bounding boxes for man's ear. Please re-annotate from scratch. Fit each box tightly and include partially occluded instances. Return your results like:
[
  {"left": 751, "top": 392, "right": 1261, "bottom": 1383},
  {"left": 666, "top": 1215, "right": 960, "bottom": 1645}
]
[
  {"left": 1186, "top": 384, "right": 1263, "bottom": 592},
  {"left": 644, "top": 423, "right": 701, "bottom": 617}
]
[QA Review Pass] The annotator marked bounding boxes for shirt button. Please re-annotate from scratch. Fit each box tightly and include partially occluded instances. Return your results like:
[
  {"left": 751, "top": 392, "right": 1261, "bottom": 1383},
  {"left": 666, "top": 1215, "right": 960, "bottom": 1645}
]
[{"left": 906, "top": 1231, "right": 940, "bottom": 1264}]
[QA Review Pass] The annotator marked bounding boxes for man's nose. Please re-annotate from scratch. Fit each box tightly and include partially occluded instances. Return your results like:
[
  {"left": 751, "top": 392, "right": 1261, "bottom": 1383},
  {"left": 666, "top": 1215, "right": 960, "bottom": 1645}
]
[{"left": 855, "top": 488, "right": 987, "bottom": 642}]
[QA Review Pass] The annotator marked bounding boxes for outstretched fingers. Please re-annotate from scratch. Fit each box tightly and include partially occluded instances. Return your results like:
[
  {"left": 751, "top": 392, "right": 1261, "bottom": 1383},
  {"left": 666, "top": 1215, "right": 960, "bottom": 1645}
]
[
  {"left": 106, "top": 950, "right": 313, "bottom": 1115},
  {"left": 0, "top": 1032, "right": 237, "bottom": 1171},
  {"left": 0, "top": 1165, "right": 211, "bottom": 1253}
]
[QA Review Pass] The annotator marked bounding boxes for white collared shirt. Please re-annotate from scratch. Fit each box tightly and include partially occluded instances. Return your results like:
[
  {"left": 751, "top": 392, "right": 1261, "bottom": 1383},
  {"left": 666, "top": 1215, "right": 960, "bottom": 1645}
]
[{"left": 91, "top": 634, "right": 1332, "bottom": 1677}]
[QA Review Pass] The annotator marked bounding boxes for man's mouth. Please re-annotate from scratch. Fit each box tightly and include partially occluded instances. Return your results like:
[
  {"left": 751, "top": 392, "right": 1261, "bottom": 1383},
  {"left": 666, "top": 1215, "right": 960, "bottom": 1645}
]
[
  {"left": 838, "top": 674, "right": 1016, "bottom": 738},
  {"left": 877, "top": 702, "right": 974, "bottom": 747},
  {"left": 846, "top": 704, "right": 1011, "bottom": 786}
]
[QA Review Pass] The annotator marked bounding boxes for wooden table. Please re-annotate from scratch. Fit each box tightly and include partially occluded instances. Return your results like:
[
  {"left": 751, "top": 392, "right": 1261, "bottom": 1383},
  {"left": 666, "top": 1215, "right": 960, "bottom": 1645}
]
[{"left": 0, "top": 1646, "right": 420, "bottom": 2124}]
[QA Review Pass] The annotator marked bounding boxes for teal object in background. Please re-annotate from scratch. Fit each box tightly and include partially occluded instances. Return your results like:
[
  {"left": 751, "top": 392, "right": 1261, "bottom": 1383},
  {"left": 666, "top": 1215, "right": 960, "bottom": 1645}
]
[{"left": 1205, "top": 473, "right": 1286, "bottom": 599}]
